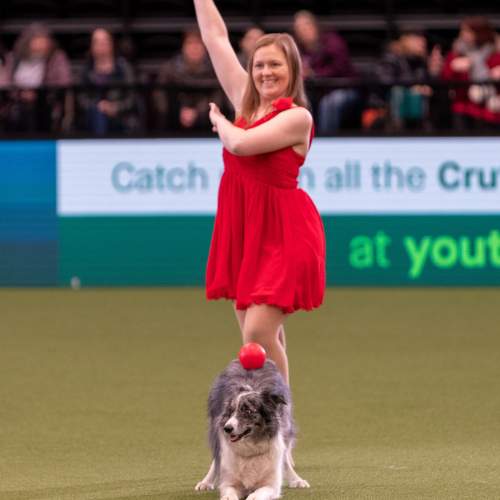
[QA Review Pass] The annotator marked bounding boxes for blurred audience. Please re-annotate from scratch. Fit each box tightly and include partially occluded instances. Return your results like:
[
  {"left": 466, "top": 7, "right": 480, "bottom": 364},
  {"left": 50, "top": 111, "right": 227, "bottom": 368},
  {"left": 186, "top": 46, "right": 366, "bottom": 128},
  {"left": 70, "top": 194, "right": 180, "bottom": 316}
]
[
  {"left": 0, "top": 40, "right": 8, "bottom": 131},
  {"left": 0, "top": 40, "right": 8, "bottom": 87},
  {"left": 78, "top": 28, "right": 140, "bottom": 135},
  {"left": 3, "top": 22, "right": 73, "bottom": 132},
  {"left": 155, "top": 27, "right": 221, "bottom": 130},
  {"left": 1, "top": 14, "right": 500, "bottom": 135},
  {"left": 237, "top": 25, "right": 265, "bottom": 69},
  {"left": 373, "top": 28, "right": 443, "bottom": 130},
  {"left": 441, "top": 17, "right": 500, "bottom": 129},
  {"left": 293, "top": 9, "right": 361, "bottom": 133}
]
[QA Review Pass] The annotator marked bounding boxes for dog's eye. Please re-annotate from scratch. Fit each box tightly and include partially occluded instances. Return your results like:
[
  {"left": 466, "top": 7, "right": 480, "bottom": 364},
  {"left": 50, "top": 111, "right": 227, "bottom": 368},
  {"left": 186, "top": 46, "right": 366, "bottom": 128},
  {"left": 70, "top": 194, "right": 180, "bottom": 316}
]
[
  {"left": 240, "top": 403, "right": 255, "bottom": 415},
  {"left": 240, "top": 403, "right": 250, "bottom": 413}
]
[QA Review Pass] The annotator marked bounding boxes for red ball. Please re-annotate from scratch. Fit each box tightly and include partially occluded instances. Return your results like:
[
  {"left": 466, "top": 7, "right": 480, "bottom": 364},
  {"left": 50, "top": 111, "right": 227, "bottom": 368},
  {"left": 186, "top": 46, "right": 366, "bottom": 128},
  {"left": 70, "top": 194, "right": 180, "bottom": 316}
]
[{"left": 239, "top": 342, "right": 267, "bottom": 370}]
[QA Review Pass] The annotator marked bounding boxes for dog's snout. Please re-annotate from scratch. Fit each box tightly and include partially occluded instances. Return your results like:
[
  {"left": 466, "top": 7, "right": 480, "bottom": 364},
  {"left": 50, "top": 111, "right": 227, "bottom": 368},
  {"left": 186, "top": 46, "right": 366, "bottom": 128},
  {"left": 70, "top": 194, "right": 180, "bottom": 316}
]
[{"left": 223, "top": 424, "right": 233, "bottom": 434}]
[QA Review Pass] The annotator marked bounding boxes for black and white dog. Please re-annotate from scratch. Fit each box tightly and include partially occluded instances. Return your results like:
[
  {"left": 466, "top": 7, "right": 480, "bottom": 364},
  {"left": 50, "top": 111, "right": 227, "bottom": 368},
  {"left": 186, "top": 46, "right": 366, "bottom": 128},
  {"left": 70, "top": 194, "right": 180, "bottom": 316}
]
[{"left": 195, "top": 359, "right": 309, "bottom": 499}]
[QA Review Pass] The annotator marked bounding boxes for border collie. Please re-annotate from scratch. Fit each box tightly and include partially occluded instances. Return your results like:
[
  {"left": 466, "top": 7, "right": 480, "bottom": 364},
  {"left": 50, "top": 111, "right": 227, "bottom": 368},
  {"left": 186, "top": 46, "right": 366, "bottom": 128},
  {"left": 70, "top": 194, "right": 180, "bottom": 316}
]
[{"left": 195, "top": 359, "right": 309, "bottom": 499}]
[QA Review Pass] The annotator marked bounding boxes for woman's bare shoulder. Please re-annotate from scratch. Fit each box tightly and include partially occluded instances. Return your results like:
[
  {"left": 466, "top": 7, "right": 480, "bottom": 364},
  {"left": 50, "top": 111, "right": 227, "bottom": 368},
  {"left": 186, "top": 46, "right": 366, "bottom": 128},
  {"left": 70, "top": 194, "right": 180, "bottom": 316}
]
[{"left": 282, "top": 105, "right": 313, "bottom": 129}]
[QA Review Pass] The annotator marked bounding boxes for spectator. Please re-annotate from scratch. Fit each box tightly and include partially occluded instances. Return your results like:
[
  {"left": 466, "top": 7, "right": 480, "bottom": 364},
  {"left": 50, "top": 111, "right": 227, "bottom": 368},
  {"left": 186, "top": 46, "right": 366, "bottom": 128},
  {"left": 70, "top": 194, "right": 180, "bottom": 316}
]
[
  {"left": 155, "top": 27, "right": 221, "bottom": 130},
  {"left": 441, "top": 17, "right": 500, "bottom": 129},
  {"left": 0, "top": 39, "right": 8, "bottom": 87},
  {"left": 3, "top": 22, "right": 72, "bottom": 132},
  {"left": 78, "top": 28, "right": 139, "bottom": 135},
  {"left": 0, "top": 40, "right": 8, "bottom": 131},
  {"left": 292, "top": 10, "right": 361, "bottom": 133},
  {"left": 237, "top": 25, "right": 264, "bottom": 69},
  {"left": 375, "top": 28, "right": 443, "bottom": 129}
]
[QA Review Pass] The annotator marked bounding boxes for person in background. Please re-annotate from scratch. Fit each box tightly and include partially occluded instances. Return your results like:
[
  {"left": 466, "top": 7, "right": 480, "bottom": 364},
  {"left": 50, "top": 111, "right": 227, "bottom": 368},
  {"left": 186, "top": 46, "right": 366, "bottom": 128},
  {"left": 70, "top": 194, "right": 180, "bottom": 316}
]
[
  {"left": 237, "top": 25, "right": 264, "bottom": 69},
  {"left": 155, "top": 27, "right": 221, "bottom": 130},
  {"left": 78, "top": 28, "right": 139, "bottom": 135},
  {"left": 0, "top": 39, "right": 8, "bottom": 131},
  {"left": 292, "top": 9, "right": 360, "bottom": 133},
  {"left": 0, "top": 39, "right": 8, "bottom": 87},
  {"left": 3, "top": 22, "right": 73, "bottom": 132},
  {"left": 441, "top": 16, "right": 500, "bottom": 129},
  {"left": 375, "top": 28, "right": 443, "bottom": 129}
]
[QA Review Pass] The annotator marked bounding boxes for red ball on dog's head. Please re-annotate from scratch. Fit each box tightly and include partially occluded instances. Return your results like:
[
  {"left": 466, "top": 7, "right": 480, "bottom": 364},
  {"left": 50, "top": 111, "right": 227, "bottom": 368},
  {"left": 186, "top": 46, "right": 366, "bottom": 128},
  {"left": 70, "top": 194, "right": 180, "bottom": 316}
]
[{"left": 239, "top": 342, "right": 266, "bottom": 370}]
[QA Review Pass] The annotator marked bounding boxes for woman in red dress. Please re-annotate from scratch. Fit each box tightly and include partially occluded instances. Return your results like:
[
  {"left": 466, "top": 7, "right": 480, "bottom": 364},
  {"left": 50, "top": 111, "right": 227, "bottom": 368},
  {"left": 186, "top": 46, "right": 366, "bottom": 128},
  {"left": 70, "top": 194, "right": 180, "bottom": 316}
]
[
  {"left": 194, "top": 0, "right": 326, "bottom": 386},
  {"left": 441, "top": 17, "right": 500, "bottom": 128}
]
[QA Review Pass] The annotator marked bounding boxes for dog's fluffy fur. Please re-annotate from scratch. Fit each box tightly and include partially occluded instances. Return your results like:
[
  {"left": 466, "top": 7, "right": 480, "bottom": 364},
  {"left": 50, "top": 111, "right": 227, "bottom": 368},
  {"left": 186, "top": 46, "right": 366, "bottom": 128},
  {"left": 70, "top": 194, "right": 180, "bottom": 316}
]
[{"left": 195, "top": 359, "right": 309, "bottom": 499}]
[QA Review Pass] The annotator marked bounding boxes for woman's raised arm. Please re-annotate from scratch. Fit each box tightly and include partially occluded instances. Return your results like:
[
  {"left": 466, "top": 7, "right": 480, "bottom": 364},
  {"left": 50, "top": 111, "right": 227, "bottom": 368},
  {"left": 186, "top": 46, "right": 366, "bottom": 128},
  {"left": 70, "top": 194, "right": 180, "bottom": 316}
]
[{"left": 193, "top": 0, "right": 248, "bottom": 111}]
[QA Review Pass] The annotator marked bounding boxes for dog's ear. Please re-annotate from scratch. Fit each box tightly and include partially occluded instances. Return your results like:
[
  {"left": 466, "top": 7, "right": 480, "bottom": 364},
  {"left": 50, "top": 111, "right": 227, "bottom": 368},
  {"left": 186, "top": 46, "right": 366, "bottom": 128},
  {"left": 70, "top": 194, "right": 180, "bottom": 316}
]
[{"left": 262, "top": 390, "right": 287, "bottom": 407}]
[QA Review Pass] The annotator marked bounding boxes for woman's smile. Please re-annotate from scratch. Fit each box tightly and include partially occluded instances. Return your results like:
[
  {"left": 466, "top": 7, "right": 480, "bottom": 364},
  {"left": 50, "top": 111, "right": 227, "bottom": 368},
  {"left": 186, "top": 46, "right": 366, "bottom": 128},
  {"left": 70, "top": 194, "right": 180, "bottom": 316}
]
[{"left": 252, "top": 44, "right": 290, "bottom": 100}]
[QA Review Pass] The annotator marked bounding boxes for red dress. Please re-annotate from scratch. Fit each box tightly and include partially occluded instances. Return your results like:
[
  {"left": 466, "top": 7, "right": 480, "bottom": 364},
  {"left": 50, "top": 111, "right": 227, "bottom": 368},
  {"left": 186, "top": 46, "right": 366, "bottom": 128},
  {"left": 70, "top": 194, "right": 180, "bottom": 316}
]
[{"left": 206, "top": 97, "right": 326, "bottom": 314}]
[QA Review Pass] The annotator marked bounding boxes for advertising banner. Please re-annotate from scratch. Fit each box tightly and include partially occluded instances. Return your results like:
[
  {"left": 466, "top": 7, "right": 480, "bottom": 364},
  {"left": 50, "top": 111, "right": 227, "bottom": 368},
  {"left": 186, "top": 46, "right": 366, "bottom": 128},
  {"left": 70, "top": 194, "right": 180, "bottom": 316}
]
[
  {"left": 58, "top": 137, "right": 500, "bottom": 215},
  {"left": 0, "top": 137, "right": 498, "bottom": 286},
  {"left": 56, "top": 137, "right": 500, "bottom": 286}
]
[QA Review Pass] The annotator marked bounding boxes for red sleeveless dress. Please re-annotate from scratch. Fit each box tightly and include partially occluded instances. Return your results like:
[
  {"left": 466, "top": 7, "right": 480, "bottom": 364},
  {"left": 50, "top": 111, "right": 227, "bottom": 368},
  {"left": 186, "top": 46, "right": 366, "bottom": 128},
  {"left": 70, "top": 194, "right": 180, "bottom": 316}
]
[{"left": 206, "top": 97, "right": 326, "bottom": 314}]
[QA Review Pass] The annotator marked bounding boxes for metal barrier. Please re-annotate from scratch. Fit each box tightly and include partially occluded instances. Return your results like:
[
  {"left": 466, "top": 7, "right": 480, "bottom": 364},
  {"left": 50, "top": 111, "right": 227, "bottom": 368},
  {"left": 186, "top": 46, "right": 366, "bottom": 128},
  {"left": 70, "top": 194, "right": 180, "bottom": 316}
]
[{"left": 1, "top": 78, "right": 499, "bottom": 137}]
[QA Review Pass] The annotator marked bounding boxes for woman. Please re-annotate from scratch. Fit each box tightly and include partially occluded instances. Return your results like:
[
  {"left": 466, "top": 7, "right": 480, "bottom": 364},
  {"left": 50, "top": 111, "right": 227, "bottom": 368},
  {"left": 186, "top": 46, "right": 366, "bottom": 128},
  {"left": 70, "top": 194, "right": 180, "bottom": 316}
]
[
  {"left": 194, "top": 0, "right": 325, "bottom": 493},
  {"left": 441, "top": 17, "right": 500, "bottom": 128},
  {"left": 194, "top": 0, "right": 325, "bottom": 386},
  {"left": 292, "top": 9, "right": 360, "bottom": 133},
  {"left": 78, "top": 28, "right": 139, "bottom": 134},
  {"left": 155, "top": 27, "right": 221, "bottom": 130},
  {"left": 4, "top": 22, "right": 73, "bottom": 132}
]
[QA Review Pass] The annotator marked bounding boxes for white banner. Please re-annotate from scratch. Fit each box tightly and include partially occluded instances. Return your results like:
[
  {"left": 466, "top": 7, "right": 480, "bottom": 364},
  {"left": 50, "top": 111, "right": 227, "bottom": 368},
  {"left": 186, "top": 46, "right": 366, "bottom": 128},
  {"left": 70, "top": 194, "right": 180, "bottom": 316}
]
[{"left": 57, "top": 137, "right": 500, "bottom": 215}]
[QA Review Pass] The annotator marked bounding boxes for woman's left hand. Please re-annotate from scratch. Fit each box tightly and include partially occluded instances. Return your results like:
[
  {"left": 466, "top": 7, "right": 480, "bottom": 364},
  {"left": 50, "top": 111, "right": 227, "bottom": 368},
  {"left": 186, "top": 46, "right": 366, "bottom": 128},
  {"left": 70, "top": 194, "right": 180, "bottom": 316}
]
[
  {"left": 208, "top": 102, "right": 224, "bottom": 133},
  {"left": 98, "top": 100, "right": 119, "bottom": 117},
  {"left": 490, "top": 65, "right": 500, "bottom": 80}
]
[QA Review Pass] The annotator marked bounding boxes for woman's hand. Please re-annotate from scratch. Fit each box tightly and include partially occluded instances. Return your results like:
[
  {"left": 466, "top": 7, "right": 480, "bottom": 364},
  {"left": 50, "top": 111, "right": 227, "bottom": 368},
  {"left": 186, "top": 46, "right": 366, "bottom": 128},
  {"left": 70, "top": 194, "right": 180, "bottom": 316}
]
[
  {"left": 208, "top": 102, "right": 224, "bottom": 132},
  {"left": 180, "top": 106, "right": 199, "bottom": 128},
  {"left": 450, "top": 56, "right": 471, "bottom": 73},
  {"left": 97, "top": 100, "right": 119, "bottom": 117},
  {"left": 490, "top": 65, "right": 500, "bottom": 80}
]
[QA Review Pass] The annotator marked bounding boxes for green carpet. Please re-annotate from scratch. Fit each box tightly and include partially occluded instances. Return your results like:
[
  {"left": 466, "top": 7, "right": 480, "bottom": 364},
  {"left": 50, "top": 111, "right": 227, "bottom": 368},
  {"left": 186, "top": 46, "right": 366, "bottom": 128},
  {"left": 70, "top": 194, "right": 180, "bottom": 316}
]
[{"left": 0, "top": 288, "right": 499, "bottom": 499}]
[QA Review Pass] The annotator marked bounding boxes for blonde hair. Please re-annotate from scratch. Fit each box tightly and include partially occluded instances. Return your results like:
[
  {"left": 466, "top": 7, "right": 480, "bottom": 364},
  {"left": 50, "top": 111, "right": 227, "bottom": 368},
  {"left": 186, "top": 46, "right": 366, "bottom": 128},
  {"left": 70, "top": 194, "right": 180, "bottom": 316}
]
[{"left": 240, "top": 33, "right": 308, "bottom": 123}]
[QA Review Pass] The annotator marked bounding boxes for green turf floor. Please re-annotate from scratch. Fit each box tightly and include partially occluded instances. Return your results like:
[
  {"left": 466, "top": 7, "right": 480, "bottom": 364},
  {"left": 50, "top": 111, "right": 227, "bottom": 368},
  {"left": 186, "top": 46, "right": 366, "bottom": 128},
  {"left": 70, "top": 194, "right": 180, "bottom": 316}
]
[{"left": 1, "top": 288, "right": 499, "bottom": 500}]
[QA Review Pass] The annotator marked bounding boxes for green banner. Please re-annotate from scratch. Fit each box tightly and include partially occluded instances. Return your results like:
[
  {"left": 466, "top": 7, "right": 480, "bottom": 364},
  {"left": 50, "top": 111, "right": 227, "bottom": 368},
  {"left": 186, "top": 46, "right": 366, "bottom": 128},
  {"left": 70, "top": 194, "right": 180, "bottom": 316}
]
[
  {"left": 59, "top": 215, "right": 500, "bottom": 287},
  {"left": 326, "top": 215, "right": 500, "bottom": 285}
]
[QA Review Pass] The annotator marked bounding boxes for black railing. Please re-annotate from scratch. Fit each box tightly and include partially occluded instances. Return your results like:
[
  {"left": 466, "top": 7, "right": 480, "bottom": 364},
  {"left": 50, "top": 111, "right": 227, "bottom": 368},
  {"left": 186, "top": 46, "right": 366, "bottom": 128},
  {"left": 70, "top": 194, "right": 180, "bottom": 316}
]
[{"left": 1, "top": 78, "right": 500, "bottom": 138}]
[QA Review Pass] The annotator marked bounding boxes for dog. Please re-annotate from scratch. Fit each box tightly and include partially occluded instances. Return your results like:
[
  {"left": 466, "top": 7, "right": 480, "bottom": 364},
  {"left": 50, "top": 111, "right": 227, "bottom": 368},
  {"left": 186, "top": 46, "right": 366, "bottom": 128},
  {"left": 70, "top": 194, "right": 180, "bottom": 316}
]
[{"left": 195, "top": 358, "right": 310, "bottom": 499}]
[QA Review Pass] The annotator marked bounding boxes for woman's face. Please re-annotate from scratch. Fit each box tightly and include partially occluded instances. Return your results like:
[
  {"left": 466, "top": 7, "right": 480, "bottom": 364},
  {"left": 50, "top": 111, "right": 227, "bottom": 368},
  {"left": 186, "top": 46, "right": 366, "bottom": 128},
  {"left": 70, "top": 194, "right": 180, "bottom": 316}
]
[
  {"left": 29, "top": 36, "right": 51, "bottom": 59},
  {"left": 91, "top": 29, "right": 114, "bottom": 58},
  {"left": 182, "top": 34, "right": 206, "bottom": 66},
  {"left": 252, "top": 44, "right": 290, "bottom": 102},
  {"left": 460, "top": 24, "right": 476, "bottom": 46},
  {"left": 240, "top": 28, "right": 264, "bottom": 58},
  {"left": 293, "top": 14, "right": 318, "bottom": 46}
]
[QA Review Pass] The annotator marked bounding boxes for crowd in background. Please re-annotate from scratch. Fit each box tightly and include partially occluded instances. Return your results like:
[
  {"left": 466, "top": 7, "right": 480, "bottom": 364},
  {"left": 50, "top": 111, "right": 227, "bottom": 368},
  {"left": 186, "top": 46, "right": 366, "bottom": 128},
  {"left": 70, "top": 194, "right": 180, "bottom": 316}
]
[{"left": 1, "top": 12, "right": 500, "bottom": 135}]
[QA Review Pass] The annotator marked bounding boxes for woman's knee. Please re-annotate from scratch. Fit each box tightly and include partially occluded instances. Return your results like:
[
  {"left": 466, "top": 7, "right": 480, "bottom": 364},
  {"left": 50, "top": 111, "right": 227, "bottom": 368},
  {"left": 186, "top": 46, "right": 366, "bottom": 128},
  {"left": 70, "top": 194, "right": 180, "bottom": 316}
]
[{"left": 243, "top": 326, "right": 279, "bottom": 349}]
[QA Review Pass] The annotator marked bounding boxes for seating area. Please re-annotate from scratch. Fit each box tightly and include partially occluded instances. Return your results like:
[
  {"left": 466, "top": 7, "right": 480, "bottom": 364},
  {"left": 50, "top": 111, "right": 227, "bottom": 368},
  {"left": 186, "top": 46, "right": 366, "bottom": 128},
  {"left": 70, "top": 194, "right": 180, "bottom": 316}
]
[
  {"left": 1, "top": 0, "right": 500, "bottom": 135},
  {"left": 1, "top": 0, "right": 498, "bottom": 81}
]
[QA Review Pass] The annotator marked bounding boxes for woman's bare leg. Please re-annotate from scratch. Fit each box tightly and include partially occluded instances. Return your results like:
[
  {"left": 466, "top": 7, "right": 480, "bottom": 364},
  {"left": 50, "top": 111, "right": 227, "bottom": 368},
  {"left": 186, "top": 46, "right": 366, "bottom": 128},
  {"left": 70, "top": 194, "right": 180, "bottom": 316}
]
[
  {"left": 277, "top": 324, "right": 286, "bottom": 351},
  {"left": 241, "top": 304, "right": 288, "bottom": 384},
  {"left": 233, "top": 303, "right": 288, "bottom": 381},
  {"left": 233, "top": 302, "right": 246, "bottom": 333},
  {"left": 233, "top": 304, "right": 301, "bottom": 473},
  {"left": 234, "top": 303, "right": 286, "bottom": 349}
]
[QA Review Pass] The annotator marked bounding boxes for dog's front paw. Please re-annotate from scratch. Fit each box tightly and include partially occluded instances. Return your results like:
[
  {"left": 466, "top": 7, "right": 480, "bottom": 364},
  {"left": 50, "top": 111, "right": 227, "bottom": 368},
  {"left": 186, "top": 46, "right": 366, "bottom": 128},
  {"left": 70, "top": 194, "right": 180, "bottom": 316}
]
[
  {"left": 246, "top": 487, "right": 277, "bottom": 500},
  {"left": 288, "top": 477, "right": 310, "bottom": 488},
  {"left": 246, "top": 493, "right": 273, "bottom": 500},
  {"left": 195, "top": 479, "right": 215, "bottom": 491}
]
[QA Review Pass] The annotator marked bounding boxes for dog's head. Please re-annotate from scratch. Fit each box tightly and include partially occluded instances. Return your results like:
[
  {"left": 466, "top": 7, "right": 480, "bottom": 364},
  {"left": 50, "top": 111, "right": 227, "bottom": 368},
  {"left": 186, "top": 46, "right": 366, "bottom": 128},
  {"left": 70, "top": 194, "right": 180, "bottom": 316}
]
[{"left": 221, "top": 387, "right": 287, "bottom": 443}]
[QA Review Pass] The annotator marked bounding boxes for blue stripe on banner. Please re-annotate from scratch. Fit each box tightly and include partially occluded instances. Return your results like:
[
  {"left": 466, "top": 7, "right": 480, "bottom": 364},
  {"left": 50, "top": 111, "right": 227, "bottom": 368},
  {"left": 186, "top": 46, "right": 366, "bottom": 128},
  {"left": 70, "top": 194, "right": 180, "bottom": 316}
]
[{"left": 0, "top": 141, "right": 58, "bottom": 284}]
